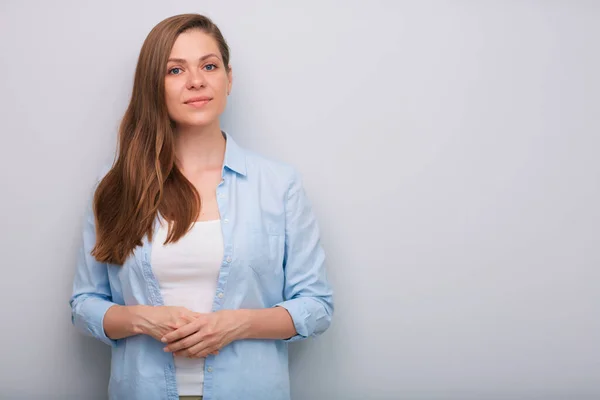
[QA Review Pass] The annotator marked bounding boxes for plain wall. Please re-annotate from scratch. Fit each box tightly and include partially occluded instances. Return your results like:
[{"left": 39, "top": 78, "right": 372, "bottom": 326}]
[{"left": 0, "top": 1, "right": 598, "bottom": 399}]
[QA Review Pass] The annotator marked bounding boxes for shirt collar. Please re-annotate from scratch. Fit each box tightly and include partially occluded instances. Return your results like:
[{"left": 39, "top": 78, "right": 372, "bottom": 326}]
[{"left": 221, "top": 130, "right": 247, "bottom": 177}]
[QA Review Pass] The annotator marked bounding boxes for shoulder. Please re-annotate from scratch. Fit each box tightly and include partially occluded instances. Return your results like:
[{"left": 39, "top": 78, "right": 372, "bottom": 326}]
[{"left": 242, "top": 148, "right": 301, "bottom": 196}]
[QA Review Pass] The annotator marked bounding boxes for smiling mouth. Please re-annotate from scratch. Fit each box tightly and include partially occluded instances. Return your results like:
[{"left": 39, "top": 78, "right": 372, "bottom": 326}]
[{"left": 185, "top": 99, "right": 211, "bottom": 108}]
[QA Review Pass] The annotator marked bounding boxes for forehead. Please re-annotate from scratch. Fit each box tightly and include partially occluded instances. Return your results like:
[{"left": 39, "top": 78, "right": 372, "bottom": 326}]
[{"left": 169, "top": 29, "right": 221, "bottom": 59}]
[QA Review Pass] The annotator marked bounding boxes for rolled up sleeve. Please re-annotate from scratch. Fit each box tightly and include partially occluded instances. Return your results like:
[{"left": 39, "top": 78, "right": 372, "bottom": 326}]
[
  {"left": 275, "top": 169, "right": 334, "bottom": 342},
  {"left": 69, "top": 188, "right": 118, "bottom": 348}
]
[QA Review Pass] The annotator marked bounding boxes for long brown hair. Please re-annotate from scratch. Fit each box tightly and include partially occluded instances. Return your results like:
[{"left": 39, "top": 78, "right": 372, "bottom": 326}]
[{"left": 91, "top": 14, "right": 231, "bottom": 265}]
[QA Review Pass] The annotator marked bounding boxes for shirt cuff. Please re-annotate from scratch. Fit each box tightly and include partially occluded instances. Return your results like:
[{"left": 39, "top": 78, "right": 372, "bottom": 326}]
[
  {"left": 274, "top": 299, "right": 313, "bottom": 343},
  {"left": 72, "top": 296, "right": 118, "bottom": 348}
]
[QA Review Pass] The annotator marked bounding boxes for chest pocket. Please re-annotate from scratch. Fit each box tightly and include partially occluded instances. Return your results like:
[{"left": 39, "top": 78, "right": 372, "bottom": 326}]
[{"left": 246, "top": 222, "right": 285, "bottom": 276}]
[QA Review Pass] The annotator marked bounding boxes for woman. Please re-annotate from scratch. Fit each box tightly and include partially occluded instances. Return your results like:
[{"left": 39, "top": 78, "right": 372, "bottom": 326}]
[{"left": 69, "top": 13, "right": 333, "bottom": 400}]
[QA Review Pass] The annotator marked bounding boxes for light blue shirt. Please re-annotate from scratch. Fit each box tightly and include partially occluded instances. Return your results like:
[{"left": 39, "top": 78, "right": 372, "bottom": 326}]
[{"left": 69, "top": 131, "right": 334, "bottom": 400}]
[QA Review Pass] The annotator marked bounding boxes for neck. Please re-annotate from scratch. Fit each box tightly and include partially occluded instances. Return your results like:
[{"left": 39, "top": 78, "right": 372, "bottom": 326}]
[{"left": 174, "top": 121, "right": 226, "bottom": 173}]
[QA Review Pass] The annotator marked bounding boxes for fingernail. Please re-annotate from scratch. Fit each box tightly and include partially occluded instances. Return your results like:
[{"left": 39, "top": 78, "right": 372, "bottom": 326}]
[
  {"left": 163, "top": 347, "right": 168, "bottom": 352},
  {"left": 161, "top": 338, "right": 167, "bottom": 343}
]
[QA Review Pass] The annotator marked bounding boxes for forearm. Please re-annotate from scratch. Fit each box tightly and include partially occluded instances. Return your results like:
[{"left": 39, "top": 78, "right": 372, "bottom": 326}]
[
  {"left": 236, "top": 306, "right": 296, "bottom": 340},
  {"left": 103, "top": 305, "right": 150, "bottom": 340}
]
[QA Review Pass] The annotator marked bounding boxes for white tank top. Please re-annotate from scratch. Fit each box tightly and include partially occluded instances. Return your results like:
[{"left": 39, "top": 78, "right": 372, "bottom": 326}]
[{"left": 151, "top": 217, "right": 224, "bottom": 396}]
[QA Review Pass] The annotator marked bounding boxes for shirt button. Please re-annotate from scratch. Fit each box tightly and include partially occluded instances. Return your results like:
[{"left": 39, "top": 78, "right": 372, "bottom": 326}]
[
  {"left": 226, "top": 256, "right": 232, "bottom": 263},
  {"left": 217, "top": 292, "right": 224, "bottom": 299},
  {"left": 207, "top": 367, "right": 213, "bottom": 372},
  {"left": 223, "top": 218, "right": 229, "bottom": 224}
]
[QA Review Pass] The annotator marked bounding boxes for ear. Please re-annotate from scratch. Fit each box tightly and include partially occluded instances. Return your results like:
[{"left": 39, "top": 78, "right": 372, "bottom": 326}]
[{"left": 227, "top": 65, "right": 233, "bottom": 95}]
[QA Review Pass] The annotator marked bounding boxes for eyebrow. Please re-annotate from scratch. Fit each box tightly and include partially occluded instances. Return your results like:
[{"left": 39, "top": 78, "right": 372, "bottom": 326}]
[{"left": 167, "top": 53, "right": 221, "bottom": 64}]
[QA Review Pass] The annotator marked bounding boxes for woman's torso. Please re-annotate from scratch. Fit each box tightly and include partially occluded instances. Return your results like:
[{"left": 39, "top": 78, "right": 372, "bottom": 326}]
[{"left": 103, "top": 133, "right": 294, "bottom": 400}]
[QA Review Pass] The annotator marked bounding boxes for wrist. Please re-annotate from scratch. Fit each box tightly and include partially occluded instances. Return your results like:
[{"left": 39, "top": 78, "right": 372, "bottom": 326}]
[
  {"left": 233, "top": 309, "right": 253, "bottom": 340},
  {"left": 130, "top": 305, "right": 153, "bottom": 335}
]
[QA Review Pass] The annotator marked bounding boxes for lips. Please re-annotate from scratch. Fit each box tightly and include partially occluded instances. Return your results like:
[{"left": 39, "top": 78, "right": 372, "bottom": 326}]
[
  {"left": 184, "top": 96, "right": 212, "bottom": 104},
  {"left": 184, "top": 96, "right": 212, "bottom": 109}
]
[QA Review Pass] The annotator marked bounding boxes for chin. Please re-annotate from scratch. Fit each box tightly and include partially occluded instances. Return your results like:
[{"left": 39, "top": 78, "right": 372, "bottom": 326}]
[{"left": 177, "top": 116, "right": 218, "bottom": 128}]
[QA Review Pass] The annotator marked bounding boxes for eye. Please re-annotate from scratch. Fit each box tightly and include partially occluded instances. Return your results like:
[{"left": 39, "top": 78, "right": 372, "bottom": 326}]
[
  {"left": 168, "top": 67, "right": 182, "bottom": 75},
  {"left": 204, "top": 64, "right": 218, "bottom": 71}
]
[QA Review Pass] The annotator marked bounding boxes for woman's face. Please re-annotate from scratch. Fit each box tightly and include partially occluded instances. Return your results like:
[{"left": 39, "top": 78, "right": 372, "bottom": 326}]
[{"left": 165, "top": 29, "right": 232, "bottom": 129}]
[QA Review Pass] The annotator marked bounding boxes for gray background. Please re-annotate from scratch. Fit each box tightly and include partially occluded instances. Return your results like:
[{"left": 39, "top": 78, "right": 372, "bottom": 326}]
[{"left": 1, "top": 1, "right": 598, "bottom": 399}]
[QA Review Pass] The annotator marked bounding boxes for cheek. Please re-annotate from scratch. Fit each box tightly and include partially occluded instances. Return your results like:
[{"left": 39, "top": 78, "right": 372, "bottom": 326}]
[
  {"left": 213, "top": 94, "right": 227, "bottom": 110},
  {"left": 164, "top": 83, "right": 181, "bottom": 113},
  {"left": 213, "top": 86, "right": 229, "bottom": 110}
]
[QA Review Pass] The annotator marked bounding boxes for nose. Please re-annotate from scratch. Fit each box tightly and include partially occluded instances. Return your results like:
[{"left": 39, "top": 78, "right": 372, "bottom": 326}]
[{"left": 186, "top": 68, "right": 206, "bottom": 89}]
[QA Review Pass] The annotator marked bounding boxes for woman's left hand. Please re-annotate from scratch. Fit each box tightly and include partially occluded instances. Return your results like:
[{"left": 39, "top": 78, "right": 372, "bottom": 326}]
[{"left": 161, "top": 309, "right": 247, "bottom": 358}]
